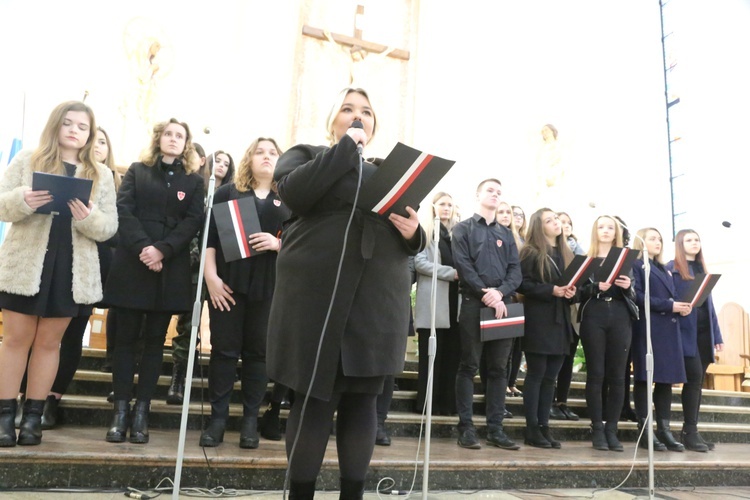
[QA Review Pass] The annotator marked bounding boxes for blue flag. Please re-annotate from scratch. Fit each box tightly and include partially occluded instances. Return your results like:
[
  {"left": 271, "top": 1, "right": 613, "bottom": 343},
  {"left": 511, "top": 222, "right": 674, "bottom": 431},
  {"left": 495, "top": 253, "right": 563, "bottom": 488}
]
[{"left": 0, "top": 138, "right": 23, "bottom": 245}]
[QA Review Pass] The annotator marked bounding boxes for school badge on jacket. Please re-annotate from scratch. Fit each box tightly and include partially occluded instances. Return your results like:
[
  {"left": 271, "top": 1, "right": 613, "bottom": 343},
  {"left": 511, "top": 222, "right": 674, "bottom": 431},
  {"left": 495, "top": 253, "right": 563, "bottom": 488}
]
[{"left": 177, "top": 191, "right": 186, "bottom": 201}]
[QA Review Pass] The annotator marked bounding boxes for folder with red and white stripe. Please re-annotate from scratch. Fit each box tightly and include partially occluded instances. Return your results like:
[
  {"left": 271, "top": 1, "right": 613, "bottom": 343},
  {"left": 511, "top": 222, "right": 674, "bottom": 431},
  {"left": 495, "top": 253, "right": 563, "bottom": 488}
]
[
  {"left": 480, "top": 303, "right": 525, "bottom": 341},
  {"left": 681, "top": 273, "right": 721, "bottom": 308},
  {"left": 213, "top": 197, "right": 264, "bottom": 262},
  {"left": 357, "top": 142, "right": 455, "bottom": 217},
  {"left": 595, "top": 247, "right": 638, "bottom": 285}
]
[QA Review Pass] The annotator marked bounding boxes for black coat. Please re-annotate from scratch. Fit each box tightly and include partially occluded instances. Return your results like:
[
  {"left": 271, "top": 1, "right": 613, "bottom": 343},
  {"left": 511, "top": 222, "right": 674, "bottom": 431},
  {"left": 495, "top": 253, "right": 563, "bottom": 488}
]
[
  {"left": 631, "top": 259, "right": 686, "bottom": 384},
  {"left": 517, "top": 247, "right": 576, "bottom": 355},
  {"left": 266, "top": 137, "right": 425, "bottom": 401},
  {"left": 104, "top": 159, "right": 204, "bottom": 312}
]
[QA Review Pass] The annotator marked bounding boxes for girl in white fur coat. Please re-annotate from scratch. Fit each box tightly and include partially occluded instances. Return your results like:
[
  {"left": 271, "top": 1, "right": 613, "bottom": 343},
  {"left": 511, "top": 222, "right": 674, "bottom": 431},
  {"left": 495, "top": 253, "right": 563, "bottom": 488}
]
[{"left": 0, "top": 101, "right": 118, "bottom": 447}]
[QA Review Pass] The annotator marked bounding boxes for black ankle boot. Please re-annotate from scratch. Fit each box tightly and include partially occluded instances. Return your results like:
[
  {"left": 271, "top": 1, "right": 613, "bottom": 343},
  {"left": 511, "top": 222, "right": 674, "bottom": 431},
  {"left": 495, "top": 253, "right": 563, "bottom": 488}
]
[
  {"left": 259, "top": 402, "right": 282, "bottom": 441},
  {"left": 14, "top": 395, "right": 24, "bottom": 429},
  {"left": 105, "top": 400, "right": 130, "bottom": 443},
  {"left": 289, "top": 480, "right": 316, "bottom": 500},
  {"left": 166, "top": 364, "right": 186, "bottom": 405},
  {"left": 0, "top": 399, "right": 17, "bottom": 447},
  {"left": 655, "top": 419, "right": 684, "bottom": 452},
  {"left": 199, "top": 418, "right": 226, "bottom": 447},
  {"left": 524, "top": 424, "right": 551, "bottom": 448},
  {"left": 539, "top": 425, "right": 561, "bottom": 449},
  {"left": 681, "top": 429, "right": 709, "bottom": 452},
  {"left": 17, "top": 399, "right": 45, "bottom": 446},
  {"left": 696, "top": 431, "right": 715, "bottom": 451},
  {"left": 239, "top": 415, "right": 259, "bottom": 449},
  {"left": 638, "top": 418, "right": 666, "bottom": 451},
  {"left": 130, "top": 400, "right": 150, "bottom": 444},
  {"left": 604, "top": 421, "right": 623, "bottom": 452},
  {"left": 375, "top": 422, "right": 391, "bottom": 446},
  {"left": 339, "top": 477, "right": 365, "bottom": 500},
  {"left": 41, "top": 395, "right": 60, "bottom": 430},
  {"left": 591, "top": 422, "right": 608, "bottom": 450}
]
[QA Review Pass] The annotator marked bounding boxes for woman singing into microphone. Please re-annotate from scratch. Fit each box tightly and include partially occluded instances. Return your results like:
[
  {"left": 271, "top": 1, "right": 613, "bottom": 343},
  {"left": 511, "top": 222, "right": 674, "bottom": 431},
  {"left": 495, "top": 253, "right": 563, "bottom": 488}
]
[{"left": 266, "top": 87, "right": 424, "bottom": 499}]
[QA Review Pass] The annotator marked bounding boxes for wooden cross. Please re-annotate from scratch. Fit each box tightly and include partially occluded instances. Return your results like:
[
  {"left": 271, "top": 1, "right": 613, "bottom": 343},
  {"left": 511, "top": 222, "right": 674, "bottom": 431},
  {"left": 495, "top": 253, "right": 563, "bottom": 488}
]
[{"left": 302, "top": 4, "right": 410, "bottom": 62}]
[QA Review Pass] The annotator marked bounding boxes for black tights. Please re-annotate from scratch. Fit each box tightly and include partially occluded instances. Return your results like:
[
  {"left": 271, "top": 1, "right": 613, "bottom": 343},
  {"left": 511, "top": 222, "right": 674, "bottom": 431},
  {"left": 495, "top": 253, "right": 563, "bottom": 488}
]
[
  {"left": 682, "top": 355, "right": 710, "bottom": 433},
  {"left": 633, "top": 381, "right": 672, "bottom": 422},
  {"left": 286, "top": 391, "right": 377, "bottom": 483}
]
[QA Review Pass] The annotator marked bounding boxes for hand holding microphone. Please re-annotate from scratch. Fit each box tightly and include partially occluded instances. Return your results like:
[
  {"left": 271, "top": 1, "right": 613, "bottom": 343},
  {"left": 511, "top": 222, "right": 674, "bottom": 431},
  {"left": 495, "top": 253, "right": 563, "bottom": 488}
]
[{"left": 347, "top": 120, "right": 366, "bottom": 155}]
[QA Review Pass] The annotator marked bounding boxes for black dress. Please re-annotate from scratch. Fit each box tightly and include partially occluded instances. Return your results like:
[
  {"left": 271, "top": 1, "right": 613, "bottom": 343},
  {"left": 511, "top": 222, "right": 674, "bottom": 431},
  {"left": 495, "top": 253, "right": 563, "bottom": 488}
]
[{"left": 0, "top": 162, "right": 91, "bottom": 318}]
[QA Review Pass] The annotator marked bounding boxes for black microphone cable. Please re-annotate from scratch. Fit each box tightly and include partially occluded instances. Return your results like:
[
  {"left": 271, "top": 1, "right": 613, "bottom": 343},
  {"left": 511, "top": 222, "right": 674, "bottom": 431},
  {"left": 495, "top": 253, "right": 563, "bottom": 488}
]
[{"left": 283, "top": 128, "right": 365, "bottom": 500}]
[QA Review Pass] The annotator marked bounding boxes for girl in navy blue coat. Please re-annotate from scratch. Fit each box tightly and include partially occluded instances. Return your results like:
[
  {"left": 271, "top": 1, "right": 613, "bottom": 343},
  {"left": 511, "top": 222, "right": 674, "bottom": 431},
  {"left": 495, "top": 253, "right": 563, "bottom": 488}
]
[
  {"left": 632, "top": 228, "right": 690, "bottom": 452},
  {"left": 667, "top": 229, "right": 724, "bottom": 452}
]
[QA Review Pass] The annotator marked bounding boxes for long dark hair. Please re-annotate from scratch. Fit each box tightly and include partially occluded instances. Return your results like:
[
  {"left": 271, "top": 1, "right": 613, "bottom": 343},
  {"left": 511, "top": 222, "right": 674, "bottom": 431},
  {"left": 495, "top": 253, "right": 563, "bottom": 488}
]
[
  {"left": 672, "top": 229, "right": 707, "bottom": 280},
  {"left": 520, "top": 208, "right": 573, "bottom": 280}
]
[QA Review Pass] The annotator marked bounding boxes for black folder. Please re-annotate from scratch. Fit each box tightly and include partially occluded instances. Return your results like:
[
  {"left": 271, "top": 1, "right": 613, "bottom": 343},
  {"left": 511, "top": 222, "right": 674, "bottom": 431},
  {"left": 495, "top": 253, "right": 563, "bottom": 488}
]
[
  {"left": 595, "top": 247, "right": 638, "bottom": 285},
  {"left": 681, "top": 273, "right": 721, "bottom": 308},
  {"left": 213, "top": 197, "right": 264, "bottom": 262},
  {"left": 480, "top": 303, "right": 525, "bottom": 341},
  {"left": 556, "top": 255, "right": 599, "bottom": 288},
  {"left": 357, "top": 142, "right": 455, "bottom": 217},
  {"left": 32, "top": 172, "right": 92, "bottom": 215}
]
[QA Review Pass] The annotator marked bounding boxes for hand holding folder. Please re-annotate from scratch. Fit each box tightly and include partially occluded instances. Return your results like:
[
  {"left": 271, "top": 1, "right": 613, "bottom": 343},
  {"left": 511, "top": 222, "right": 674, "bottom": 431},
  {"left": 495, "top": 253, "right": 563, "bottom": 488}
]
[
  {"left": 32, "top": 172, "right": 92, "bottom": 216},
  {"left": 595, "top": 247, "right": 638, "bottom": 285},
  {"left": 357, "top": 143, "right": 455, "bottom": 217},
  {"left": 480, "top": 303, "right": 525, "bottom": 341}
]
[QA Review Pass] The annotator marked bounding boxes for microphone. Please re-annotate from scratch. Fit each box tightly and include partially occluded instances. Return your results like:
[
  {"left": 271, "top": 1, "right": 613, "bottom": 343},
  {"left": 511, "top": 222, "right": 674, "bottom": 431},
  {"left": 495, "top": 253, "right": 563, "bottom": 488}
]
[
  {"left": 722, "top": 221, "right": 732, "bottom": 228},
  {"left": 203, "top": 126, "right": 211, "bottom": 135},
  {"left": 351, "top": 120, "right": 364, "bottom": 155}
]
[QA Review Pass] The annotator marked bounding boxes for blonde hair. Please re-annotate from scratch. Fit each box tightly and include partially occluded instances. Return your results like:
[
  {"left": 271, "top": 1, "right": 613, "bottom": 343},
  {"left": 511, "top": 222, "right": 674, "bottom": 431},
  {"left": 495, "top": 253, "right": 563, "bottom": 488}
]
[
  {"left": 633, "top": 227, "right": 664, "bottom": 264},
  {"left": 324, "top": 87, "right": 377, "bottom": 146},
  {"left": 95, "top": 127, "right": 121, "bottom": 191},
  {"left": 235, "top": 137, "right": 283, "bottom": 193},
  {"left": 140, "top": 118, "right": 199, "bottom": 173},
  {"left": 421, "top": 192, "right": 457, "bottom": 242},
  {"left": 587, "top": 215, "right": 624, "bottom": 257},
  {"left": 31, "top": 100, "right": 100, "bottom": 193},
  {"left": 497, "top": 201, "right": 522, "bottom": 249}
]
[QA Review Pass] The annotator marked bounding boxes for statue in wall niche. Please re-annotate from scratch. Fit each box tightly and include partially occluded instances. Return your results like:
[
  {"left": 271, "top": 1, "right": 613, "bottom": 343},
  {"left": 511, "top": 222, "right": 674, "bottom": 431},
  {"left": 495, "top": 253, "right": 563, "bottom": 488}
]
[{"left": 535, "top": 123, "right": 567, "bottom": 209}]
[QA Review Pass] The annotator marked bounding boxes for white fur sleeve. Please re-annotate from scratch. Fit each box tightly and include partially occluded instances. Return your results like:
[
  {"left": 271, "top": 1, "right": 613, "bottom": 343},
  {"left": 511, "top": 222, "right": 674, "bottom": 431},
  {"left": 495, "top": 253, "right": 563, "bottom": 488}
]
[
  {"left": 73, "top": 164, "right": 118, "bottom": 242},
  {"left": 0, "top": 150, "right": 35, "bottom": 223}
]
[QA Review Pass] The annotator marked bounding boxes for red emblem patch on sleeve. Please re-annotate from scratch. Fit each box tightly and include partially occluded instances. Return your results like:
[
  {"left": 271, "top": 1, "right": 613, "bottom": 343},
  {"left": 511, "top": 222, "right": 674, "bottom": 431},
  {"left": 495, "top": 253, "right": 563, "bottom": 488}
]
[
  {"left": 497, "top": 240, "right": 503, "bottom": 247},
  {"left": 273, "top": 199, "right": 281, "bottom": 207}
]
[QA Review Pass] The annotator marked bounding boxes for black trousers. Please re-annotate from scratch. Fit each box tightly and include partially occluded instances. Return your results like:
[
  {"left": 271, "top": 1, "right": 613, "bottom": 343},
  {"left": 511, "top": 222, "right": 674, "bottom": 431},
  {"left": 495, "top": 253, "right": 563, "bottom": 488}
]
[
  {"left": 416, "top": 326, "right": 460, "bottom": 415},
  {"left": 554, "top": 338, "right": 578, "bottom": 404},
  {"left": 523, "top": 352, "right": 565, "bottom": 427},
  {"left": 376, "top": 375, "right": 394, "bottom": 425},
  {"left": 207, "top": 295, "right": 270, "bottom": 419},
  {"left": 579, "top": 299, "right": 632, "bottom": 424},
  {"left": 111, "top": 308, "right": 172, "bottom": 402},
  {"left": 455, "top": 296, "right": 512, "bottom": 431}
]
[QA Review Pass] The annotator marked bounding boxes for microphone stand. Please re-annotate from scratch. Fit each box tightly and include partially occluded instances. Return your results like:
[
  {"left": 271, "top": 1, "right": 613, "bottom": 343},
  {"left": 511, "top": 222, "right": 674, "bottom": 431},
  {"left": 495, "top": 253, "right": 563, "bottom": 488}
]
[
  {"left": 421, "top": 214, "right": 440, "bottom": 500},
  {"left": 641, "top": 250, "right": 655, "bottom": 500},
  {"left": 172, "top": 150, "right": 216, "bottom": 499}
]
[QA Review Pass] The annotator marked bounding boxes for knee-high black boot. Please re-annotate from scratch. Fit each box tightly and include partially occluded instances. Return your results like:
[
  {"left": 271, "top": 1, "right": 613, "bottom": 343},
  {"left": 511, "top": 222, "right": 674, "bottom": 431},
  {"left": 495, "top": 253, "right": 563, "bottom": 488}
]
[
  {"left": 239, "top": 361, "right": 268, "bottom": 449},
  {"left": 0, "top": 399, "right": 17, "bottom": 447},
  {"left": 17, "top": 399, "right": 45, "bottom": 446}
]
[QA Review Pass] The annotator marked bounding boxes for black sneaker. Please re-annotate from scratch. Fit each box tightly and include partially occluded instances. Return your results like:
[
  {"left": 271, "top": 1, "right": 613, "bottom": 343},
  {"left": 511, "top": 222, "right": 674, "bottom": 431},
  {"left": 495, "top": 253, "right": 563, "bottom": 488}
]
[
  {"left": 457, "top": 427, "right": 481, "bottom": 449},
  {"left": 487, "top": 429, "right": 520, "bottom": 450}
]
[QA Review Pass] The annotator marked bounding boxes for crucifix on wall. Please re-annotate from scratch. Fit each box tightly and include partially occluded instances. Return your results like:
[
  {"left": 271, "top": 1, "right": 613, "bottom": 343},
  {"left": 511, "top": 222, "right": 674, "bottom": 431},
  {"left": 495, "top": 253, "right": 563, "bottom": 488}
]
[{"left": 302, "top": 4, "right": 410, "bottom": 87}]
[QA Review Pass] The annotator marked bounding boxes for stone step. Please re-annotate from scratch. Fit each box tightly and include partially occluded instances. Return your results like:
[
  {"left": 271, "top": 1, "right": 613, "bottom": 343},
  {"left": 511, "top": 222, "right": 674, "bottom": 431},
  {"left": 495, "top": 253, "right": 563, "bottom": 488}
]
[
  {"left": 0, "top": 426, "right": 748, "bottom": 491},
  {"left": 51, "top": 393, "right": 750, "bottom": 445}
]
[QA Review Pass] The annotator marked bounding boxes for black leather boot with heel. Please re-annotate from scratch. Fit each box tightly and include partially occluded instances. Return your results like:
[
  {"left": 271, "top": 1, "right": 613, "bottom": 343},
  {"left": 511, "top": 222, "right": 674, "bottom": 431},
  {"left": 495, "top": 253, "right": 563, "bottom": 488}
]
[
  {"left": 0, "top": 399, "right": 17, "bottom": 447},
  {"left": 130, "top": 400, "right": 150, "bottom": 444},
  {"left": 17, "top": 399, "right": 45, "bottom": 446},
  {"left": 105, "top": 400, "right": 131, "bottom": 443},
  {"left": 655, "top": 419, "right": 684, "bottom": 452}
]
